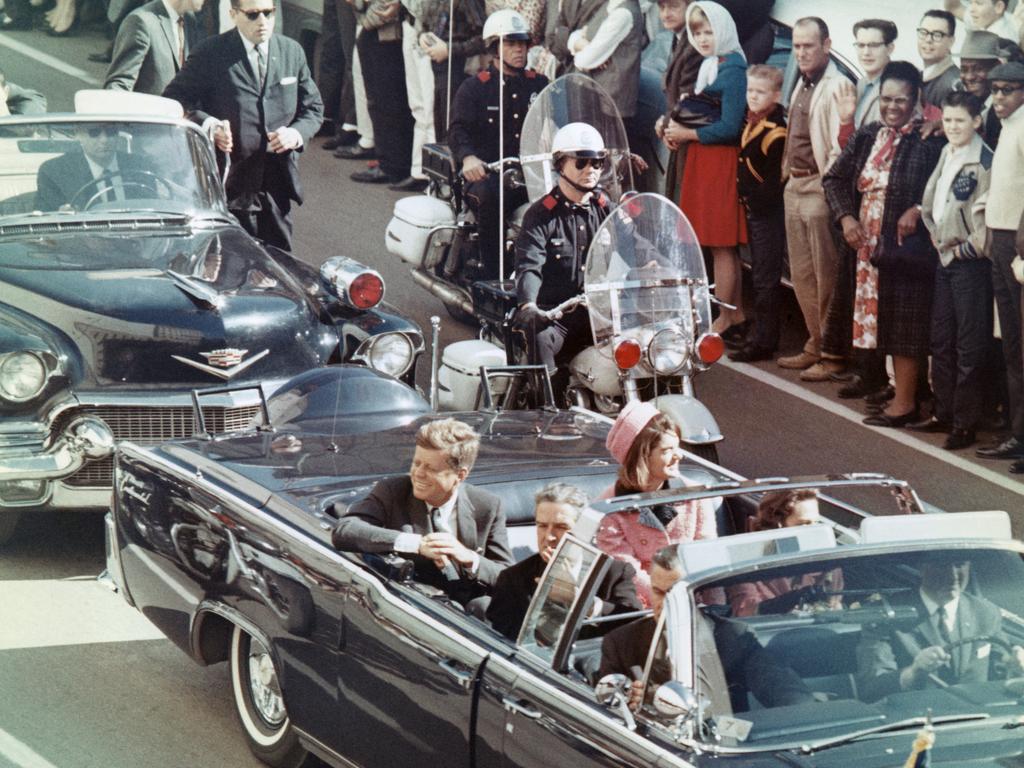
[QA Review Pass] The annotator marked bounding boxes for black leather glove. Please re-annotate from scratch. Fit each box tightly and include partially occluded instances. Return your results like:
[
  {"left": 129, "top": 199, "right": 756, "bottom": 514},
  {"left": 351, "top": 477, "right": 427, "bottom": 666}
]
[{"left": 517, "top": 301, "right": 551, "bottom": 328}]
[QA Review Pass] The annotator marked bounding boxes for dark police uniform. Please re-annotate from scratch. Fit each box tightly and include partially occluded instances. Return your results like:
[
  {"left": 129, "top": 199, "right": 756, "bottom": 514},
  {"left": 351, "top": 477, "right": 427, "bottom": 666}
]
[
  {"left": 515, "top": 185, "right": 610, "bottom": 398},
  {"left": 448, "top": 64, "right": 548, "bottom": 279}
]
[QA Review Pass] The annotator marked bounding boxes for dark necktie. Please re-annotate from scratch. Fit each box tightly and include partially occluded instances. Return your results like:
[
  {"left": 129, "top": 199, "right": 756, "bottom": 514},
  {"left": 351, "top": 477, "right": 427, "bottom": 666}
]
[
  {"left": 177, "top": 17, "right": 185, "bottom": 67},
  {"left": 430, "top": 507, "right": 449, "bottom": 534},
  {"left": 935, "top": 605, "right": 953, "bottom": 645},
  {"left": 255, "top": 45, "right": 266, "bottom": 90}
]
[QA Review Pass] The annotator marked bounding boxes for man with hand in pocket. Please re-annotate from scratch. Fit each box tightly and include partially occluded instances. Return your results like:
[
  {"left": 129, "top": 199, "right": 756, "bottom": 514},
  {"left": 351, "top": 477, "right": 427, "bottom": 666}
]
[{"left": 163, "top": 0, "right": 323, "bottom": 250}]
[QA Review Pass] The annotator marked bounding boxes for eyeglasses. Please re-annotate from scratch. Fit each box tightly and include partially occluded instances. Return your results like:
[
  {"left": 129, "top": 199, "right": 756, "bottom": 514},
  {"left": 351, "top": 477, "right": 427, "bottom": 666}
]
[
  {"left": 240, "top": 8, "right": 275, "bottom": 20},
  {"left": 572, "top": 157, "right": 606, "bottom": 171},
  {"left": 916, "top": 27, "right": 951, "bottom": 42},
  {"left": 853, "top": 41, "right": 887, "bottom": 51},
  {"left": 85, "top": 126, "right": 119, "bottom": 138},
  {"left": 991, "top": 84, "right": 1024, "bottom": 95}
]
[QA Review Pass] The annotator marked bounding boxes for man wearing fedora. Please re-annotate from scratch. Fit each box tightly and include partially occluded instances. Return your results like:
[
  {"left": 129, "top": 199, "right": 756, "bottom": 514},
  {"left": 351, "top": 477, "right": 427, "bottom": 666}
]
[
  {"left": 955, "top": 29, "right": 1012, "bottom": 147},
  {"left": 978, "top": 60, "right": 1024, "bottom": 470}
]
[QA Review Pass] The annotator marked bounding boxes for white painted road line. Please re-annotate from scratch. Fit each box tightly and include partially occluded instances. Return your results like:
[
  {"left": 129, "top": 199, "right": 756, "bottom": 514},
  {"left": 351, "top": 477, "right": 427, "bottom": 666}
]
[
  {"left": 0, "top": 33, "right": 101, "bottom": 86},
  {"left": 720, "top": 358, "right": 1024, "bottom": 499},
  {"left": 0, "top": 579, "right": 164, "bottom": 651},
  {"left": 0, "top": 728, "right": 59, "bottom": 768}
]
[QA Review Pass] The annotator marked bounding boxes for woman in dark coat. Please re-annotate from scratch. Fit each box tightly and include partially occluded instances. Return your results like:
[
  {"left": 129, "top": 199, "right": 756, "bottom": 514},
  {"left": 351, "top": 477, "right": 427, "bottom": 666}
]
[{"left": 823, "top": 61, "right": 945, "bottom": 427}]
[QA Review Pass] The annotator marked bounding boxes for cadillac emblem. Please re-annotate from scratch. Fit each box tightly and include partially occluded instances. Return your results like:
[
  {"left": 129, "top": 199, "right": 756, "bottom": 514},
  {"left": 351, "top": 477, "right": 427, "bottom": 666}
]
[{"left": 172, "top": 348, "right": 270, "bottom": 380}]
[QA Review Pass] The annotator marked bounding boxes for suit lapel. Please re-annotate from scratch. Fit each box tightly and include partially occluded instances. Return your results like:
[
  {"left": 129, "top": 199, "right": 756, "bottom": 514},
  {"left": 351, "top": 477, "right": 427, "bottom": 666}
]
[
  {"left": 227, "top": 30, "right": 260, "bottom": 93},
  {"left": 406, "top": 482, "right": 431, "bottom": 534},
  {"left": 262, "top": 34, "right": 281, "bottom": 95},
  {"left": 153, "top": 4, "right": 180, "bottom": 70},
  {"left": 455, "top": 485, "right": 477, "bottom": 550}
]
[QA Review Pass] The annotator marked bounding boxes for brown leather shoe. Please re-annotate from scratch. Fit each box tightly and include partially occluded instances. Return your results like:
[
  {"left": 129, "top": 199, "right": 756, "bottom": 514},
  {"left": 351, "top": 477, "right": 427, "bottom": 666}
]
[
  {"left": 800, "top": 359, "right": 846, "bottom": 382},
  {"left": 777, "top": 351, "right": 820, "bottom": 370}
]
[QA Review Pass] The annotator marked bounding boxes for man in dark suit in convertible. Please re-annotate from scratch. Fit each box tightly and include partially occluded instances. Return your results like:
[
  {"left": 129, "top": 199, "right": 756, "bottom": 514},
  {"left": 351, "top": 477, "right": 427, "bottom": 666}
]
[
  {"left": 163, "top": 0, "right": 323, "bottom": 251},
  {"left": 333, "top": 418, "right": 514, "bottom": 601},
  {"left": 487, "top": 482, "right": 640, "bottom": 641},
  {"left": 35, "top": 124, "right": 154, "bottom": 212},
  {"left": 856, "top": 553, "right": 1024, "bottom": 702}
]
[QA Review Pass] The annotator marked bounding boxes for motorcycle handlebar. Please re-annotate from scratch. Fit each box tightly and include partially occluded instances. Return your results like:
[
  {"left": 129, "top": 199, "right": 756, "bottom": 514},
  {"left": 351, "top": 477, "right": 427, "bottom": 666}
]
[
  {"left": 542, "top": 294, "right": 587, "bottom": 321},
  {"left": 485, "top": 157, "right": 521, "bottom": 174}
]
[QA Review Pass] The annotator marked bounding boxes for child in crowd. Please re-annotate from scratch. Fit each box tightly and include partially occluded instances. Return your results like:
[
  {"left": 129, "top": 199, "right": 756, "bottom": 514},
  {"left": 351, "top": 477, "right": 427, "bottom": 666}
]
[
  {"left": 729, "top": 64, "right": 787, "bottom": 362},
  {"left": 663, "top": 0, "right": 748, "bottom": 339},
  {"left": 917, "top": 90, "right": 993, "bottom": 450}
]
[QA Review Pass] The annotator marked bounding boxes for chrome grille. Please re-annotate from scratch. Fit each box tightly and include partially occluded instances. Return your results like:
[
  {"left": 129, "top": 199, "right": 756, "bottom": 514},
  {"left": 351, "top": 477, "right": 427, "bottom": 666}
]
[{"left": 60, "top": 404, "right": 262, "bottom": 487}]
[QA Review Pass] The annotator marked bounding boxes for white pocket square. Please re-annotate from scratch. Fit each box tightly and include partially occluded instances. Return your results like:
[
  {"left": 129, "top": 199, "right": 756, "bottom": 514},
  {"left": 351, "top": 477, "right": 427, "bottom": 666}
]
[{"left": 280, "top": 76, "right": 298, "bottom": 85}]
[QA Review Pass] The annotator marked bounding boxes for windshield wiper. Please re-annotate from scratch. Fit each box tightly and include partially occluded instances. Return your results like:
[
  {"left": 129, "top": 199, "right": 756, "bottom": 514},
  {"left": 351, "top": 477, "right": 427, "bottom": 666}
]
[{"left": 797, "top": 713, "right": 990, "bottom": 753}]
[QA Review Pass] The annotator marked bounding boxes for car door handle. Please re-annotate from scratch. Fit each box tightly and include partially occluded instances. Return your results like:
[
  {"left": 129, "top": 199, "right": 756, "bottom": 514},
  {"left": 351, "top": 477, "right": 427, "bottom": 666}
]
[
  {"left": 438, "top": 658, "right": 475, "bottom": 691},
  {"left": 502, "top": 696, "right": 543, "bottom": 720}
]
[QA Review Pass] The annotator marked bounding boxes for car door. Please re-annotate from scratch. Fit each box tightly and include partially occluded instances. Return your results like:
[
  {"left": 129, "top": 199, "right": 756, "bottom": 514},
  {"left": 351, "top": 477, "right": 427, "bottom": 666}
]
[{"left": 331, "top": 569, "right": 491, "bottom": 768}]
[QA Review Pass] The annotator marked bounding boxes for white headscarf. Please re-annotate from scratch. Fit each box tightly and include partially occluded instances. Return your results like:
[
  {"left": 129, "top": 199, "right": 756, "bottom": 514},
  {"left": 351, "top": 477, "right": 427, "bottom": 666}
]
[{"left": 686, "top": 1, "right": 745, "bottom": 95}]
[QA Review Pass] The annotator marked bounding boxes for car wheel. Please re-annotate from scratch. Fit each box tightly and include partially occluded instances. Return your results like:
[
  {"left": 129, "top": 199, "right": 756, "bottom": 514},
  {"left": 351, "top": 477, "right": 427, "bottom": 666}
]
[
  {"left": 229, "top": 625, "right": 308, "bottom": 768},
  {"left": 686, "top": 443, "right": 719, "bottom": 465},
  {"left": 0, "top": 511, "right": 21, "bottom": 547}
]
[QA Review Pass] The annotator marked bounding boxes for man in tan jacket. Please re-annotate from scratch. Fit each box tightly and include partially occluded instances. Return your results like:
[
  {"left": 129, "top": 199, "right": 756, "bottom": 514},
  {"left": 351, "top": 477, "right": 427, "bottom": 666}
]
[{"left": 779, "top": 16, "right": 846, "bottom": 381}]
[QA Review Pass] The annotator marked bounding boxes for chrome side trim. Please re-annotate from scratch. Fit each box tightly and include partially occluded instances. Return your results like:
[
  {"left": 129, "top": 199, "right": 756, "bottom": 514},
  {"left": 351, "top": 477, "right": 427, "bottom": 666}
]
[
  {"left": 117, "top": 441, "right": 692, "bottom": 765},
  {"left": 104, "top": 511, "right": 134, "bottom": 607},
  {"left": 295, "top": 728, "right": 363, "bottom": 768}
]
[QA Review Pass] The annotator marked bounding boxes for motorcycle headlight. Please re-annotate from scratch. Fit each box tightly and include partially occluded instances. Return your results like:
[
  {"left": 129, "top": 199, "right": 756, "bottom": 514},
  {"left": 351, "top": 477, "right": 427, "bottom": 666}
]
[
  {"left": 648, "top": 328, "right": 689, "bottom": 375},
  {"left": 0, "top": 351, "right": 49, "bottom": 402},
  {"left": 362, "top": 333, "right": 415, "bottom": 378}
]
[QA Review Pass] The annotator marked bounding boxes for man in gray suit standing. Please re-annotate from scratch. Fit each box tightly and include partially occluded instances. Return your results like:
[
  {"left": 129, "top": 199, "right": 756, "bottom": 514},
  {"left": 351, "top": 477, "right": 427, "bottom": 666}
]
[
  {"left": 105, "top": 0, "right": 206, "bottom": 95},
  {"left": 332, "top": 418, "right": 513, "bottom": 600}
]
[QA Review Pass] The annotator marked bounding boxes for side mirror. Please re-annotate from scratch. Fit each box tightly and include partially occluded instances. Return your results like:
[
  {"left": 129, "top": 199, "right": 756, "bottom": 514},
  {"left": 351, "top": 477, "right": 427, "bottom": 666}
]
[
  {"left": 653, "top": 681, "right": 698, "bottom": 721},
  {"left": 595, "top": 673, "right": 636, "bottom": 731}
]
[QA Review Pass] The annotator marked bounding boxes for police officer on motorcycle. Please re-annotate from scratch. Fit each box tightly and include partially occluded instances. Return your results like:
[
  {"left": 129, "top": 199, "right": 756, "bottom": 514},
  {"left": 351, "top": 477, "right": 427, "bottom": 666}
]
[
  {"left": 447, "top": 9, "right": 548, "bottom": 280},
  {"left": 515, "top": 122, "right": 612, "bottom": 404}
]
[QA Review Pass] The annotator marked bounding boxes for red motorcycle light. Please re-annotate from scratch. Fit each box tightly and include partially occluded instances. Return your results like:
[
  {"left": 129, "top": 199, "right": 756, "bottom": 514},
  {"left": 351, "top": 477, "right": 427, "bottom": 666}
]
[
  {"left": 350, "top": 272, "right": 384, "bottom": 309},
  {"left": 696, "top": 333, "right": 724, "bottom": 365},
  {"left": 613, "top": 339, "right": 643, "bottom": 369}
]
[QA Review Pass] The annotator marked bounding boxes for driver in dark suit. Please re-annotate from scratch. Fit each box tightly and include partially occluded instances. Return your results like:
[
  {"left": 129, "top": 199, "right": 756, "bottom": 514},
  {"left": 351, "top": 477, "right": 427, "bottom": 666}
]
[
  {"left": 856, "top": 554, "right": 1024, "bottom": 702},
  {"left": 332, "top": 418, "right": 514, "bottom": 601},
  {"left": 487, "top": 482, "right": 641, "bottom": 640},
  {"left": 35, "top": 123, "right": 151, "bottom": 212}
]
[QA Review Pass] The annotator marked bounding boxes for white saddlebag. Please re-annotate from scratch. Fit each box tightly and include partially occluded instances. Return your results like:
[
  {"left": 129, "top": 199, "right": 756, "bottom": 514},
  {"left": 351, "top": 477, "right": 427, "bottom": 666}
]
[{"left": 385, "top": 195, "right": 455, "bottom": 266}]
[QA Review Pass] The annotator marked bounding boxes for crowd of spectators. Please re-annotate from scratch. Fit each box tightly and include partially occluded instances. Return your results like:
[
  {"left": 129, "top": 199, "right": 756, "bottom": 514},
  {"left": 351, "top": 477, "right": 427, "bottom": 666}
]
[{"left": 5, "top": 0, "right": 1024, "bottom": 475}]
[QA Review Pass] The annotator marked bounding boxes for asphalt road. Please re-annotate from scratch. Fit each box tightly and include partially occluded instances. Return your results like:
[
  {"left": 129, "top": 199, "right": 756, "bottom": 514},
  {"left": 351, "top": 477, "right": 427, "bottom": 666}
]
[{"left": 1, "top": 23, "right": 1022, "bottom": 768}]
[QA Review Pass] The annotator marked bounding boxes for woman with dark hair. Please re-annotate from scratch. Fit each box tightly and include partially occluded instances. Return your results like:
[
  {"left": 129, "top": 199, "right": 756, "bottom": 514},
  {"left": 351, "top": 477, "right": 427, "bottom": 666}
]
[
  {"left": 596, "top": 401, "right": 717, "bottom": 605},
  {"left": 823, "top": 61, "right": 945, "bottom": 428},
  {"left": 728, "top": 488, "right": 843, "bottom": 616}
]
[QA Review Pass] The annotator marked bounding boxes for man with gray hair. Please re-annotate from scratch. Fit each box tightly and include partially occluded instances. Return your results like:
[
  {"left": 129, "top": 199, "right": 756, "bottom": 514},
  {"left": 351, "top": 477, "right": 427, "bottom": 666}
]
[
  {"left": 487, "top": 482, "right": 641, "bottom": 640},
  {"left": 333, "top": 418, "right": 513, "bottom": 598}
]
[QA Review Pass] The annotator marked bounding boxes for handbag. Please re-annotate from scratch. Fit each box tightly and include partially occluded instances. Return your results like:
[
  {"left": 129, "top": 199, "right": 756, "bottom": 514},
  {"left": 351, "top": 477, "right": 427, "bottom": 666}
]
[
  {"left": 669, "top": 92, "right": 721, "bottom": 129},
  {"left": 869, "top": 228, "right": 936, "bottom": 274}
]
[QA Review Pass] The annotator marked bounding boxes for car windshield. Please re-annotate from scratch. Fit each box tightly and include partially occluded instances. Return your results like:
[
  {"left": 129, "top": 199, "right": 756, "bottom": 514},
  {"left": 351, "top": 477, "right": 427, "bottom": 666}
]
[
  {"left": 682, "top": 546, "right": 1024, "bottom": 750},
  {"left": 0, "top": 118, "right": 225, "bottom": 220}
]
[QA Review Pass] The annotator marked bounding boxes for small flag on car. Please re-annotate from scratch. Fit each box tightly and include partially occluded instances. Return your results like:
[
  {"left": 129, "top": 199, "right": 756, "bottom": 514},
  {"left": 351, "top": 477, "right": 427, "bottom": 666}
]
[{"left": 902, "top": 722, "right": 934, "bottom": 768}]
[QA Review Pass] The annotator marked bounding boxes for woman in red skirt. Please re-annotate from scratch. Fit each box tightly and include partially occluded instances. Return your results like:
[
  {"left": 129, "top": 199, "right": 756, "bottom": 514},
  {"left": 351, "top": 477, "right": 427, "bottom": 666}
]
[{"left": 664, "top": 1, "right": 748, "bottom": 337}]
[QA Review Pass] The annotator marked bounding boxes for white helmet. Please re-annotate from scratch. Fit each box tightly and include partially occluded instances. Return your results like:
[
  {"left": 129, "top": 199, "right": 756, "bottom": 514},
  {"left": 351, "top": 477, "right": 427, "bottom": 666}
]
[
  {"left": 551, "top": 122, "right": 608, "bottom": 162},
  {"left": 482, "top": 9, "right": 531, "bottom": 47}
]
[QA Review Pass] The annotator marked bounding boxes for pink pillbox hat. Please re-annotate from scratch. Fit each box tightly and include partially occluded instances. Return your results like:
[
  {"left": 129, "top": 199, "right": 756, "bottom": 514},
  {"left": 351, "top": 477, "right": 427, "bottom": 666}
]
[{"left": 605, "top": 400, "right": 661, "bottom": 464}]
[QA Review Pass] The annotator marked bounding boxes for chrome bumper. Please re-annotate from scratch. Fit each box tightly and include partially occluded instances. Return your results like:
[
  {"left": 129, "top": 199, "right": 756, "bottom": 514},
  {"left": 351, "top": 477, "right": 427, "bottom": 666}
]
[{"left": 0, "top": 416, "right": 115, "bottom": 482}]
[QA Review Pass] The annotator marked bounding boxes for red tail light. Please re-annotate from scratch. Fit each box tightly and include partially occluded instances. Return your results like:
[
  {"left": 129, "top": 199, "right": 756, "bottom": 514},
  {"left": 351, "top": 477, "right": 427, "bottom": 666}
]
[
  {"left": 696, "top": 333, "right": 724, "bottom": 365},
  {"left": 613, "top": 339, "right": 643, "bottom": 369},
  {"left": 350, "top": 272, "right": 384, "bottom": 309}
]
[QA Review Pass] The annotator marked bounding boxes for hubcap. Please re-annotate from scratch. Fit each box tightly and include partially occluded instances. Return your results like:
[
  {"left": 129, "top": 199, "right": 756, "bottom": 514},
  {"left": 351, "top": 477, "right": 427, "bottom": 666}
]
[{"left": 246, "top": 638, "right": 286, "bottom": 728}]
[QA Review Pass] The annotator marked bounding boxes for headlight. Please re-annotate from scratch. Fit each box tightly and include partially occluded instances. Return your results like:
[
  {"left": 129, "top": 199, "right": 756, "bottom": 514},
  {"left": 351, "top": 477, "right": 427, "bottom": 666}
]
[
  {"left": 364, "top": 334, "right": 414, "bottom": 377},
  {"left": 648, "top": 328, "right": 689, "bottom": 375},
  {"left": 0, "top": 351, "right": 49, "bottom": 402}
]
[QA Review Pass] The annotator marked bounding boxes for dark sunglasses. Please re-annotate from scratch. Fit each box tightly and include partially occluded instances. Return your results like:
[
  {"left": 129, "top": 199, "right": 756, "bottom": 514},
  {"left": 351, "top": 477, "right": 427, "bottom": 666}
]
[
  {"left": 85, "top": 126, "right": 119, "bottom": 138},
  {"left": 990, "top": 84, "right": 1024, "bottom": 95},
  {"left": 573, "top": 157, "right": 606, "bottom": 171},
  {"left": 241, "top": 7, "right": 275, "bottom": 20}
]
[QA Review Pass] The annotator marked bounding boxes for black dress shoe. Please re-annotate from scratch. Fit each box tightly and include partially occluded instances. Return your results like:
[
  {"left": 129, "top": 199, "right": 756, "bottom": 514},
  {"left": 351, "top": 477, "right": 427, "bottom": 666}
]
[
  {"left": 335, "top": 144, "right": 376, "bottom": 160},
  {"left": 907, "top": 416, "right": 952, "bottom": 433},
  {"left": 0, "top": 11, "right": 31, "bottom": 29},
  {"left": 728, "top": 344, "right": 774, "bottom": 363},
  {"left": 388, "top": 176, "right": 429, "bottom": 192},
  {"left": 350, "top": 166, "right": 394, "bottom": 184},
  {"left": 720, "top": 320, "right": 752, "bottom": 349},
  {"left": 864, "top": 385, "right": 895, "bottom": 406},
  {"left": 975, "top": 436, "right": 1024, "bottom": 460},
  {"left": 838, "top": 376, "right": 889, "bottom": 399},
  {"left": 863, "top": 409, "right": 919, "bottom": 428},
  {"left": 323, "top": 130, "right": 359, "bottom": 150},
  {"left": 943, "top": 428, "right": 976, "bottom": 450},
  {"left": 1010, "top": 459, "right": 1024, "bottom": 475}
]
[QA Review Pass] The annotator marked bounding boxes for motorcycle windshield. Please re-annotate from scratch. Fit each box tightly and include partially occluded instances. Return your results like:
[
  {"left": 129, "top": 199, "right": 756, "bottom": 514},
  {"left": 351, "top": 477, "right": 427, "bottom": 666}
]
[
  {"left": 520, "top": 74, "right": 633, "bottom": 204},
  {"left": 584, "top": 194, "right": 711, "bottom": 350}
]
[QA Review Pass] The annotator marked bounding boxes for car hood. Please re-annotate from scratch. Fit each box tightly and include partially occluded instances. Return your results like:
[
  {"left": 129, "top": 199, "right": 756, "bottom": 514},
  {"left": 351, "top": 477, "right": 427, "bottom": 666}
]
[{"left": 0, "top": 226, "right": 335, "bottom": 389}]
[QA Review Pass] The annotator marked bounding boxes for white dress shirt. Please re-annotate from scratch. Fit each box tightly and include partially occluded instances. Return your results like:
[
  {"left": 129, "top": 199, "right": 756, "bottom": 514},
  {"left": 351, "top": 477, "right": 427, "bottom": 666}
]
[{"left": 84, "top": 154, "right": 125, "bottom": 201}]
